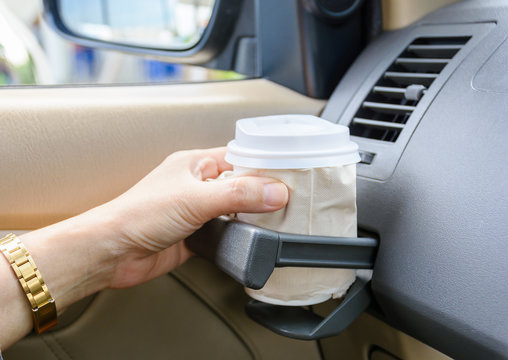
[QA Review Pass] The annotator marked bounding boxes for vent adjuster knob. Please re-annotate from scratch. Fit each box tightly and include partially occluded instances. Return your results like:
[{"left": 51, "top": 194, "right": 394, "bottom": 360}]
[{"left": 404, "top": 84, "right": 426, "bottom": 101}]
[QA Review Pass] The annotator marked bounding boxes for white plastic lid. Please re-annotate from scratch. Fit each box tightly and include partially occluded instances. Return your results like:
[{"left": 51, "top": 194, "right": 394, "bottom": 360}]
[{"left": 225, "top": 115, "right": 360, "bottom": 169}]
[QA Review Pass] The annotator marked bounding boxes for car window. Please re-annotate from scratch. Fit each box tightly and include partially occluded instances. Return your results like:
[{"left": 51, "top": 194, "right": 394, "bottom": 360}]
[{"left": 0, "top": 0, "right": 243, "bottom": 86}]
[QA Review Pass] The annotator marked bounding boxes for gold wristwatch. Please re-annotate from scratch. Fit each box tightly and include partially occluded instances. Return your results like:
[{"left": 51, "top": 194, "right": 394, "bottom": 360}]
[{"left": 0, "top": 233, "right": 57, "bottom": 334}]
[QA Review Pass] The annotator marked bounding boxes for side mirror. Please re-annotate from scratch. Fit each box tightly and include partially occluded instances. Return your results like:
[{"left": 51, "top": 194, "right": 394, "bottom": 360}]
[{"left": 43, "top": 0, "right": 243, "bottom": 64}]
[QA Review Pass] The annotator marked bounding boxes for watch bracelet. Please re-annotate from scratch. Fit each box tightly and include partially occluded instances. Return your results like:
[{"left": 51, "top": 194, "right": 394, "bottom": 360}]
[{"left": 0, "top": 233, "right": 57, "bottom": 334}]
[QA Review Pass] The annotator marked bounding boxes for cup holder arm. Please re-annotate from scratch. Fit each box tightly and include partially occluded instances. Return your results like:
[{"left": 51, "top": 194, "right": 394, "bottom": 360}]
[
  {"left": 184, "top": 217, "right": 379, "bottom": 340},
  {"left": 185, "top": 217, "right": 378, "bottom": 289},
  {"left": 246, "top": 273, "right": 372, "bottom": 340}
]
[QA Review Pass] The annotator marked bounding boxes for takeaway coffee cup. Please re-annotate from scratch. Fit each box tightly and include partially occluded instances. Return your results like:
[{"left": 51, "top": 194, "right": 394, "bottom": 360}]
[{"left": 225, "top": 114, "right": 361, "bottom": 306}]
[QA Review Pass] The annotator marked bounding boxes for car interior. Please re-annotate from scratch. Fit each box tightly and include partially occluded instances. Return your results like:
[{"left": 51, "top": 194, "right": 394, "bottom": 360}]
[{"left": 2, "top": 0, "right": 507, "bottom": 359}]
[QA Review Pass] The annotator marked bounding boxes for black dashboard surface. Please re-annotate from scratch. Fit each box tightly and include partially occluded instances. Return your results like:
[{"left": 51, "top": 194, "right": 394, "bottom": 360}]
[{"left": 322, "top": 0, "right": 508, "bottom": 358}]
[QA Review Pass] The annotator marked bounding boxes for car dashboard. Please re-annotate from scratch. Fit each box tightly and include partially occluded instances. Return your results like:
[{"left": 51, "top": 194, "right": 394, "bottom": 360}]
[{"left": 321, "top": 0, "right": 508, "bottom": 358}]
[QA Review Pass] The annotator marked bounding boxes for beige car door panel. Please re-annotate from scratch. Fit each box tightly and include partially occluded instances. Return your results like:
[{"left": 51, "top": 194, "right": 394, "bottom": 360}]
[
  {"left": 0, "top": 79, "right": 324, "bottom": 230},
  {"left": 2, "top": 79, "right": 324, "bottom": 359}
]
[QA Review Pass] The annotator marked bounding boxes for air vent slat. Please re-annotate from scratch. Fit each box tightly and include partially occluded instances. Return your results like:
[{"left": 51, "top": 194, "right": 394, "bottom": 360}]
[
  {"left": 384, "top": 72, "right": 438, "bottom": 86},
  {"left": 363, "top": 101, "right": 415, "bottom": 114},
  {"left": 395, "top": 58, "right": 450, "bottom": 72},
  {"left": 372, "top": 86, "right": 407, "bottom": 98},
  {"left": 349, "top": 35, "right": 471, "bottom": 145},
  {"left": 352, "top": 118, "right": 405, "bottom": 130},
  {"left": 407, "top": 44, "right": 463, "bottom": 58}
]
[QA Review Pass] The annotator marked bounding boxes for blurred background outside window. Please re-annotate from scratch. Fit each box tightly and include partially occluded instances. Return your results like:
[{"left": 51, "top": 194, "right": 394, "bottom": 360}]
[{"left": 0, "top": 0, "right": 242, "bottom": 86}]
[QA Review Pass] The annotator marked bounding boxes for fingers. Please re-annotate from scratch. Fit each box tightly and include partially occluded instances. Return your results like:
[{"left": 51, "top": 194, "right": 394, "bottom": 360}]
[
  {"left": 188, "top": 147, "right": 233, "bottom": 180},
  {"left": 200, "top": 147, "right": 232, "bottom": 173},
  {"left": 193, "top": 157, "right": 220, "bottom": 180},
  {"left": 198, "top": 176, "right": 289, "bottom": 219}
]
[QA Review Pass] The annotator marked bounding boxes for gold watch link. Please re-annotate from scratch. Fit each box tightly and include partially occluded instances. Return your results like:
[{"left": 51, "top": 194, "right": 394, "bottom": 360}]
[{"left": 0, "top": 233, "right": 57, "bottom": 334}]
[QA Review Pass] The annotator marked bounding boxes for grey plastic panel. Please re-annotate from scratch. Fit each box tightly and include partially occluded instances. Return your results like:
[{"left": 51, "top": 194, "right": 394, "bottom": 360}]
[
  {"left": 256, "top": 0, "right": 364, "bottom": 98},
  {"left": 323, "top": 22, "right": 494, "bottom": 180},
  {"left": 472, "top": 35, "right": 508, "bottom": 93},
  {"left": 322, "top": 0, "right": 508, "bottom": 358}
]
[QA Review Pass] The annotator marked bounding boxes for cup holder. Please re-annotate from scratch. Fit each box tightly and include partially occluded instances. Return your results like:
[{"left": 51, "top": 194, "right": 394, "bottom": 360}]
[{"left": 185, "top": 217, "right": 378, "bottom": 340}]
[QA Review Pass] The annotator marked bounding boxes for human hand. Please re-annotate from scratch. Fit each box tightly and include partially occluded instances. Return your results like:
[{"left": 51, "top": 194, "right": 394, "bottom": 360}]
[
  {"left": 0, "top": 147, "right": 287, "bottom": 349},
  {"left": 99, "top": 147, "right": 288, "bottom": 289}
]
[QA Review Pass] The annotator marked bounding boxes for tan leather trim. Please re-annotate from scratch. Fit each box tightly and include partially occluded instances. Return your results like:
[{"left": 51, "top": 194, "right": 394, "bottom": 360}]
[
  {"left": 0, "top": 79, "right": 324, "bottom": 229},
  {"left": 172, "top": 258, "right": 322, "bottom": 360},
  {"left": 382, "top": 0, "right": 460, "bottom": 30},
  {"left": 6, "top": 273, "right": 255, "bottom": 360},
  {"left": 6, "top": 258, "right": 321, "bottom": 360}
]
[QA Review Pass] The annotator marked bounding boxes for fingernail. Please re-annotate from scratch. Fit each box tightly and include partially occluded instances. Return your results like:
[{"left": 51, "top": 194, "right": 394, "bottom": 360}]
[{"left": 263, "top": 182, "right": 288, "bottom": 207}]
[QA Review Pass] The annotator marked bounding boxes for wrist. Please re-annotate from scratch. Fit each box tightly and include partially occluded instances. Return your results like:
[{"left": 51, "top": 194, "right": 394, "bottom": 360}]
[{"left": 20, "top": 205, "right": 122, "bottom": 312}]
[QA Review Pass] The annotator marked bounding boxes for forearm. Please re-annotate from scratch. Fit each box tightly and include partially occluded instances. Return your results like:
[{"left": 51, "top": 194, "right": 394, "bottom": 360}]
[{"left": 0, "top": 205, "right": 119, "bottom": 349}]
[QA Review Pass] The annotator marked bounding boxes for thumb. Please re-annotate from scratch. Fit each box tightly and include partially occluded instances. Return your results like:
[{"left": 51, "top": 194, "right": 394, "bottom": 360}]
[{"left": 200, "top": 176, "right": 288, "bottom": 219}]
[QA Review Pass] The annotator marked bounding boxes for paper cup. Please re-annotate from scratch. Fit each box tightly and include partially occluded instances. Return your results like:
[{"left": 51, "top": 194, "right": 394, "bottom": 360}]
[{"left": 226, "top": 115, "right": 360, "bottom": 306}]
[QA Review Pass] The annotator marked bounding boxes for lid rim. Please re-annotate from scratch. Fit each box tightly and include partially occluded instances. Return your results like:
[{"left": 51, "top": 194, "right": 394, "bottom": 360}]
[
  {"left": 227, "top": 141, "right": 359, "bottom": 158},
  {"left": 228, "top": 115, "right": 360, "bottom": 169},
  {"left": 225, "top": 152, "right": 361, "bottom": 169}
]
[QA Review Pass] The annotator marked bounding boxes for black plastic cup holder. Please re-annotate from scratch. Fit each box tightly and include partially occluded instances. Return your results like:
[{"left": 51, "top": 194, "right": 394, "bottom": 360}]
[{"left": 185, "top": 217, "right": 378, "bottom": 340}]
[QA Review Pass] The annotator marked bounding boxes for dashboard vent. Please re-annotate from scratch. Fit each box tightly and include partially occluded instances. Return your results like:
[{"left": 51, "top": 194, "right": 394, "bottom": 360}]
[{"left": 349, "top": 36, "right": 471, "bottom": 142}]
